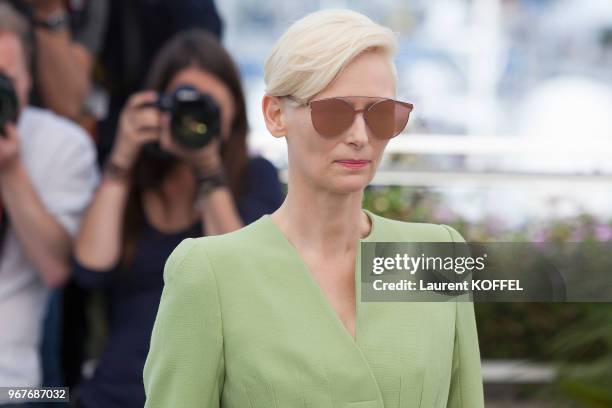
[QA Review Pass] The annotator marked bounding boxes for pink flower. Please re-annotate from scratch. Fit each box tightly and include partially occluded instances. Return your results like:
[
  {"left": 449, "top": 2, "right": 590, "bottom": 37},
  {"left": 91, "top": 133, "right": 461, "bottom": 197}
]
[{"left": 594, "top": 225, "right": 612, "bottom": 242}]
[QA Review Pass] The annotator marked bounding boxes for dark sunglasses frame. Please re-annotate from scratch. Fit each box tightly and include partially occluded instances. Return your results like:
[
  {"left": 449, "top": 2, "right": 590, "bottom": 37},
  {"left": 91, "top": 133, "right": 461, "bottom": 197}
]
[{"left": 285, "top": 95, "right": 414, "bottom": 139}]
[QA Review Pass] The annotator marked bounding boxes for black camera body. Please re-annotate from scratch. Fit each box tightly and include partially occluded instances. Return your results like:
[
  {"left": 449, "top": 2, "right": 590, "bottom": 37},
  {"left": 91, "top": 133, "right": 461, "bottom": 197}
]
[
  {"left": 0, "top": 72, "right": 18, "bottom": 137},
  {"left": 151, "top": 85, "right": 222, "bottom": 149}
]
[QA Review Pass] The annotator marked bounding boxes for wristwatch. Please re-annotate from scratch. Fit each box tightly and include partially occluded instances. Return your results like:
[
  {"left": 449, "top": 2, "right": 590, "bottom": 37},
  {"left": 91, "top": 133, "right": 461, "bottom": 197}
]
[
  {"left": 34, "top": 10, "right": 69, "bottom": 32},
  {"left": 194, "top": 167, "right": 227, "bottom": 198},
  {"left": 103, "top": 160, "right": 131, "bottom": 182}
]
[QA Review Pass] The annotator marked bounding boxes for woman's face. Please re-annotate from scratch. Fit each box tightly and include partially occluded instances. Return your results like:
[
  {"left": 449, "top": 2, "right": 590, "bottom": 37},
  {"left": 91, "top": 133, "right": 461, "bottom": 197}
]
[
  {"left": 282, "top": 51, "right": 396, "bottom": 194},
  {"left": 165, "top": 67, "right": 236, "bottom": 144}
]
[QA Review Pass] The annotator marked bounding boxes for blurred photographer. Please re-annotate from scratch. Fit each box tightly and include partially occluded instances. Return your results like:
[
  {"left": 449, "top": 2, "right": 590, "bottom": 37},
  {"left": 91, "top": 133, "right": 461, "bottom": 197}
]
[
  {"left": 3, "top": 0, "right": 108, "bottom": 121},
  {"left": 71, "top": 29, "right": 283, "bottom": 408},
  {"left": 95, "top": 0, "right": 221, "bottom": 164},
  {"left": 0, "top": 2, "right": 98, "bottom": 404}
]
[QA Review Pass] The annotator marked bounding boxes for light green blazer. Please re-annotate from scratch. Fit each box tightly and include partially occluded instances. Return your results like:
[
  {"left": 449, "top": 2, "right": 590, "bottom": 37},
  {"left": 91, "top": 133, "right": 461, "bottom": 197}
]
[{"left": 143, "top": 208, "right": 484, "bottom": 408}]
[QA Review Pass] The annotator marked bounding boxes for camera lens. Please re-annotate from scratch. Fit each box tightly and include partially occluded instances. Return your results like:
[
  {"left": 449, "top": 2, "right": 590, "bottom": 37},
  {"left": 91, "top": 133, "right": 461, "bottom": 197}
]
[{"left": 169, "top": 85, "right": 221, "bottom": 149}]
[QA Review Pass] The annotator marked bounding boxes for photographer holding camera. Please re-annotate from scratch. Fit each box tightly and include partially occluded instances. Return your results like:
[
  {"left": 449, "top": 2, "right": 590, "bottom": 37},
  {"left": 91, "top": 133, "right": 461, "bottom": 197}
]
[
  {"left": 71, "top": 29, "right": 283, "bottom": 408},
  {"left": 0, "top": 3, "right": 98, "bottom": 405}
]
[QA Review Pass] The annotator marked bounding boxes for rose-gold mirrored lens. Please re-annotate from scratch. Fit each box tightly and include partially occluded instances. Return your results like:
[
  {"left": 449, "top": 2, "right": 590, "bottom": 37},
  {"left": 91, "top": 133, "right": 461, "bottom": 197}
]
[
  {"left": 365, "top": 99, "right": 412, "bottom": 139},
  {"left": 310, "top": 98, "right": 355, "bottom": 137},
  {"left": 393, "top": 102, "right": 412, "bottom": 137}
]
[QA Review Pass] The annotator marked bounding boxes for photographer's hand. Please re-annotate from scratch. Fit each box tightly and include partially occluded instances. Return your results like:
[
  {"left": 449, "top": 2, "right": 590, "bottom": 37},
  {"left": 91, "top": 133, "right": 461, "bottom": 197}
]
[
  {"left": 74, "top": 91, "right": 160, "bottom": 272},
  {"left": 109, "top": 91, "right": 161, "bottom": 171},
  {"left": 192, "top": 136, "right": 223, "bottom": 175},
  {"left": 159, "top": 125, "right": 243, "bottom": 235},
  {"left": 23, "top": 0, "right": 95, "bottom": 121}
]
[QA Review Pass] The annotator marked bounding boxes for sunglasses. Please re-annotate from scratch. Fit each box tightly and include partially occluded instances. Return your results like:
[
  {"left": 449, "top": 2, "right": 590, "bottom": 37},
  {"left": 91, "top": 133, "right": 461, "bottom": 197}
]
[{"left": 287, "top": 96, "right": 413, "bottom": 139}]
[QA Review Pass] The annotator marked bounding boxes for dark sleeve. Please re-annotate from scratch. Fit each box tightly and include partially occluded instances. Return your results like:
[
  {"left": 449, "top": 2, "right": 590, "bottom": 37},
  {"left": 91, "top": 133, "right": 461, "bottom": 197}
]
[
  {"left": 237, "top": 157, "right": 285, "bottom": 225},
  {"left": 72, "top": 0, "right": 110, "bottom": 55},
  {"left": 170, "top": 0, "right": 223, "bottom": 38},
  {"left": 71, "top": 254, "right": 117, "bottom": 290}
]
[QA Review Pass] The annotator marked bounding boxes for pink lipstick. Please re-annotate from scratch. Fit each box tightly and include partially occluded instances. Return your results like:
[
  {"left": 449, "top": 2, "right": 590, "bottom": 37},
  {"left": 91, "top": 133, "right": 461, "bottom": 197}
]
[{"left": 335, "top": 160, "right": 370, "bottom": 169}]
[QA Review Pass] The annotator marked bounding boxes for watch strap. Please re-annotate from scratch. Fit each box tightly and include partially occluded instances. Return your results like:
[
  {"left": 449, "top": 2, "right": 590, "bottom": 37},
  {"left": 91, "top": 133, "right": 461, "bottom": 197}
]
[
  {"left": 194, "top": 167, "right": 227, "bottom": 198},
  {"left": 103, "top": 159, "right": 131, "bottom": 182},
  {"left": 34, "top": 10, "right": 69, "bottom": 31}
]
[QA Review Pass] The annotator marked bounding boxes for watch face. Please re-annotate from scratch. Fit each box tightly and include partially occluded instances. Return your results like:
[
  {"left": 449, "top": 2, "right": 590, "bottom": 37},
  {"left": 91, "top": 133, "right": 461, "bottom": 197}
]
[
  {"left": 37, "top": 11, "right": 70, "bottom": 30},
  {"left": 49, "top": 13, "right": 69, "bottom": 29}
]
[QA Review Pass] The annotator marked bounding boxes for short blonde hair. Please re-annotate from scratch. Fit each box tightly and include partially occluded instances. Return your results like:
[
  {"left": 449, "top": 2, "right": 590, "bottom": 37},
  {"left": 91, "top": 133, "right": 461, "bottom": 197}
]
[{"left": 264, "top": 9, "right": 397, "bottom": 104}]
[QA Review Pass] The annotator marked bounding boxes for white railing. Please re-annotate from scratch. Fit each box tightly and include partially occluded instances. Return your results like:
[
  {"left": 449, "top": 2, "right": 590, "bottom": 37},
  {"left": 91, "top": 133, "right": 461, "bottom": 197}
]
[
  {"left": 482, "top": 360, "right": 555, "bottom": 384},
  {"left": 252, "top": 133, "right": 612, "bottom": 187},
  {"left": 385, "top": 134, "right": 612, "bottom": 155},
  {"left": 278, "top": 169, "right": 612, "bottom": 187}
]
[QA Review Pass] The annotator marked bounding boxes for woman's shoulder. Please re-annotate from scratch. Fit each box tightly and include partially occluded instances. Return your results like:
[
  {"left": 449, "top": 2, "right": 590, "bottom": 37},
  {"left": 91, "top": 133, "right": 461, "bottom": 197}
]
[
  {"left": 166, "top": 216, "right": 271, "bottom": 267},
  {"left": 161, "top": 218, "right": 274, "bottom": 291},
  {"left": 368, "top": 210, "right": 466, "bottom": 243}
]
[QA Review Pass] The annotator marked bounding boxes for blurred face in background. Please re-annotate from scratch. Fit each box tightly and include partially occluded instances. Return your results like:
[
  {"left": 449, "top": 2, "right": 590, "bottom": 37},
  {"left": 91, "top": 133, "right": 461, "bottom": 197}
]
[
  {"left": 0, "top": 31, "right": 30, "bottom": 113},
  {"left": 281, "top": 50, "right": 396, "bottom": 194}
]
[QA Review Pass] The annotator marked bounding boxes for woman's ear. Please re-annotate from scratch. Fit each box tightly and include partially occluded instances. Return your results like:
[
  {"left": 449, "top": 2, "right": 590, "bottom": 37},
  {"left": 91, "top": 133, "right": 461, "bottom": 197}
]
[{"left": 262, "top": 95, "right": 288, "bottom": 138}]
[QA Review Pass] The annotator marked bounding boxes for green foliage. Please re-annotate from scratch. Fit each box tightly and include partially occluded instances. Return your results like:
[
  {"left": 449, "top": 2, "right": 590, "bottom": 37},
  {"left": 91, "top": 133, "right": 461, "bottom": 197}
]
[{"left": 550, "top": 304, "right": 612, "bottom": 407}]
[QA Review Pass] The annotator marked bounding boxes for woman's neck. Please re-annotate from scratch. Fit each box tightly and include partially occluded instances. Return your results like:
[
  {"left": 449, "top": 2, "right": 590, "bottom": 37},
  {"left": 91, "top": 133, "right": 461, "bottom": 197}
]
[{"left": 270, "top": 183, "right": 371, "bottom": 259}]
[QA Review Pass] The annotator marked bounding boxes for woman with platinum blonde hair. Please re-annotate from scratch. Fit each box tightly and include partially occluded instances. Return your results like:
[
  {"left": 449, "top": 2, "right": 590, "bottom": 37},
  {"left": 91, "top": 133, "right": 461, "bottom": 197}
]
[{"left": 144, "top": 9, "right": 484, "bottom": 408}]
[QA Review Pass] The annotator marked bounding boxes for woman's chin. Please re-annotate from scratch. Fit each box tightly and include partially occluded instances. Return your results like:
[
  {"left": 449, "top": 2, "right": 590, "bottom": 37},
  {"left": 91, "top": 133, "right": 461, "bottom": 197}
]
[{"left": 327, "top": 175, "right": 371, "bottom": 194}]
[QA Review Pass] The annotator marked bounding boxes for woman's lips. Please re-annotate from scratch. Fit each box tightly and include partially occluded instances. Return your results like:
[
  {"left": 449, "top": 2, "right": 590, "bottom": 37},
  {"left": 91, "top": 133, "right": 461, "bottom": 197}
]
[{"left": 335, "top": 159, "right": 370, "bottom": 169}]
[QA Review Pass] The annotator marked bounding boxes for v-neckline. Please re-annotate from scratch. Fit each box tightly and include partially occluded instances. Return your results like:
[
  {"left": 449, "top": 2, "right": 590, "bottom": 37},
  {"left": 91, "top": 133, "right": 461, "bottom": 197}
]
[{"left": 262, "top": 208, "right": 379, "bottom": 346}]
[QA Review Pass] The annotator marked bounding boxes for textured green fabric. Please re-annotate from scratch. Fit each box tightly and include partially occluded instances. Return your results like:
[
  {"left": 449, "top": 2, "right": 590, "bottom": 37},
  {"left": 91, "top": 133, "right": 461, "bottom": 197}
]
[{"left": 143, "top": 209, "right": 484, "bottom": 407}]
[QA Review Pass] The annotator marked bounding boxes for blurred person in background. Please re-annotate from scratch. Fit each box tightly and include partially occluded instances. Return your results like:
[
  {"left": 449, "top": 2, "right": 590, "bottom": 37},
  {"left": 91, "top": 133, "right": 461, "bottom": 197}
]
[
  {"left": 95, "top": 0, "right": 222, "bottom": 164},
  {"left": 70, "top": 29, "right": 283, "bottom": 408},
  {"left": 0, "top": 0, "right": 109, "bottom": 391},
  {"left": 0, "top": 3, "right": 98, "bottom": 406},
  {"left": 59, "top": 0, "right": 222, "bottom": 390},
  {"left": 2, "top": 0, "right": 108, "bottom": 122}
]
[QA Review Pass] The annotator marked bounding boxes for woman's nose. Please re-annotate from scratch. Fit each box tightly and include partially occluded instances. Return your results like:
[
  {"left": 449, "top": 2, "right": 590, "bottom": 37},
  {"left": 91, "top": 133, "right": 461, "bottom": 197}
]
[{"left": 344, "top": 112, "right": 369, "bottom": 147}]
